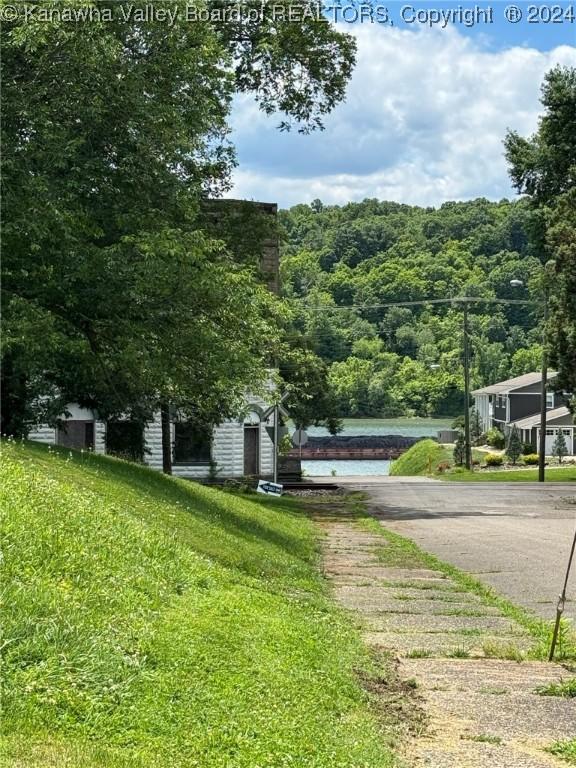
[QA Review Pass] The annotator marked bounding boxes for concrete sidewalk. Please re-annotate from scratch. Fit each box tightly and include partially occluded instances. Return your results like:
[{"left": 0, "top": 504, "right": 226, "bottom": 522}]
[{"left": 318, "top": 505, "right": 576, "bottom": 768}]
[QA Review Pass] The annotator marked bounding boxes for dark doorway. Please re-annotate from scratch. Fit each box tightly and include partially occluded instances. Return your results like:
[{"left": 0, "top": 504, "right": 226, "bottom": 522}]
[
  {"left": 57, "top": 420, "right": 95, "bottom": 450},
  {"left": 243, "top": 426, "right": 259, "bottom": 476},
  {"left": 106, "top": 421, "right": 145, "bottom": 462}
]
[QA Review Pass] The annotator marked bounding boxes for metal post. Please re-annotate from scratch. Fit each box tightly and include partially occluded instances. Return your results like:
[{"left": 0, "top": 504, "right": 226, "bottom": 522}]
[
  {"left": 538, "top": 292, "right": 549, "bottom": 483},
  {"left": 549, "top": 525, "right": 576, "bottom": 661},
  {"left": 462, "top": 302, "right": 472, "bottom": 471},
  {"left": 273, "top": 402, "right": 279, "bottom": 484}
]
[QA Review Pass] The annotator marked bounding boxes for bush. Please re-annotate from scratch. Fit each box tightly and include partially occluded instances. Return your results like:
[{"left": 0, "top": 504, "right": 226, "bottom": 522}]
[
  {"left": 522, "top": 443, "right": 534, "bottom": 455},
  {"left": 436, "top": 461, "right": 451, "bottom": 474},
  {"left": 523, "top": 454, "right": 540, "bottom": 465},
  {"left": 486, "top": 427, "right": 505, "bottom": 449},
  {"left": 485, "top": 453, "right": 504, "bottom": 467}
]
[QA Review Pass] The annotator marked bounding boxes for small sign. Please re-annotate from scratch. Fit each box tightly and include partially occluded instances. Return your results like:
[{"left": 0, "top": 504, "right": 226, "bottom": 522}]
[
  {"left": 257, "top": 480, "right": 283, "bottom": 497},
  {"left": 291, "top": 429, "right": 308, "bottom": 447}
]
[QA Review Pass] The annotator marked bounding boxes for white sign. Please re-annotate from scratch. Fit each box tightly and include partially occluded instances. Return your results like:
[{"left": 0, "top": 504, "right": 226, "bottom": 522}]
[
  {"left": 257, "top": 480, "right": 283, "bottom": 497},
  {"left": 291, "top": 429, "right": 308, "bottom": 447}
]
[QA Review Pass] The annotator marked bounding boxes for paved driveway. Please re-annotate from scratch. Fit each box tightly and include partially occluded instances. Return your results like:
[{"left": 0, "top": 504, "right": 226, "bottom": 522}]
[{"left": 329, "top": 479, "right": 576, "bottom": 622}]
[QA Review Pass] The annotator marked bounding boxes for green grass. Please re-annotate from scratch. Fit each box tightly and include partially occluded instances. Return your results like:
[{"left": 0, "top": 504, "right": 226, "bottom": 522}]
[
  {"left": 390, "top": 441, "right": 491, "bottom": 478},
  {"left": 389, "top": 439, "right": 448, "bottom": 476},
  {"left": 1, "top": 440, "right": 397, "bottom": 768},
  {"left": 442, "top": 466, "right": 576, "bottom": 482},
  {"left": 548, "top": 740, "right": 576, "bottom": 765},
  {"left": 535, "top": 678, "right": 576, "bottom": 698}
]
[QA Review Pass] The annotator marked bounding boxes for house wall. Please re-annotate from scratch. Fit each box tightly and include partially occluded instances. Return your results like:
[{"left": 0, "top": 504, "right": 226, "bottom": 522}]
[
  {"left": 474, "top": 394, "right": 491, "bottom": 432},
  {"left": 28, "top": 405, "right": 106, "bottom": 454},
  {"left": 509, "top": 393, "right": 542, "bottom": 422},
  {"left": 492, "top": 396, "right": 508, "bottom": 425},
  {"left": 142, "top": 392, "right": 276, "bottom": 479}
]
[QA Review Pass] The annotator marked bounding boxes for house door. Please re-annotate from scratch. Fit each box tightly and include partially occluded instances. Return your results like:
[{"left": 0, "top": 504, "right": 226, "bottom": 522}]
[
  {"left": 543, "top": 428, "right": 572, "bottom": 455},
  {"left": 244, "top": 426, "right": 259, "bottom": 476},
  {"left": 57, "top": 420, "right": 95, "bottom": 450}
]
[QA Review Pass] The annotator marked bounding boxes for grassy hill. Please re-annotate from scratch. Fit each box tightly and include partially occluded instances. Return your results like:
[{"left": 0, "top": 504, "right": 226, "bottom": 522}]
[
  {"left": 1, "top": 440, "right": 394, "bottom": 768},
  {"left": 389, "top": 439, "right": 448, "bottom": 476}
]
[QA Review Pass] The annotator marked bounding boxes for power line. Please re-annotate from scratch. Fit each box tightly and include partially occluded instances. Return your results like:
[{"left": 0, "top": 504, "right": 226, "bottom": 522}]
[{"left": 298, "top": 296, "right": 534, "bottom": 311}]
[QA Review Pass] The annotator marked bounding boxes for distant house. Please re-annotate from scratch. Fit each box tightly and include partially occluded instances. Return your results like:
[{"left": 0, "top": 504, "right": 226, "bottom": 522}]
[
  {"left": 28, "top": 200, "right": 280, "bottom": 479},
  {"left": 472, "top": 372, "right": 575, "bottom": 456}
]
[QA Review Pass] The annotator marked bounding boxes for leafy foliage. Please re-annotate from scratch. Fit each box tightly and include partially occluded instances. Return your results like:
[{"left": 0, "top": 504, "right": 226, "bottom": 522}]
[
  {"left": 486, "top": 427, "right": 506, "bottom": 449},
  {"left": 1, "top": 1, "right": 355, "bottom": 437},
  {"left": 280, "top": 198, "right": 542, "bottom": 417},
  {"left": 505, "top": 66, "right": 576, "bottom": 398}
]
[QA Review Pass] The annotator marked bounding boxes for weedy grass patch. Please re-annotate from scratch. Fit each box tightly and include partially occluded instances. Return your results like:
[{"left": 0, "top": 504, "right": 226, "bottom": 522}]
[
  {"left": 357, "top": 517, "right": 576, "bottom": 661},
  {"left": 548, "top": 739, "right": 576, "bottom": 765},
  {"left": 1, "top": 440, "right": 397, "bottom": 768},
  {"left": 535, "top": 678, "right": 576, "bottom": 698}
]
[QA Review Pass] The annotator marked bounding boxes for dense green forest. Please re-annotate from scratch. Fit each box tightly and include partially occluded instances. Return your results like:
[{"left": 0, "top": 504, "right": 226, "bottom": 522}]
[{"left": 279, "top": 198, "right": 544, "bottom": 418}]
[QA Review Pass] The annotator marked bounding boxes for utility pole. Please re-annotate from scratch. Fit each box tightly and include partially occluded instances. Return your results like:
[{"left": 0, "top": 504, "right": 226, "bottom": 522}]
[
  {"left": 538, "top": 290, "right": 549, "bottom": 483},
  {"left": 462, "top": 301, "right": 472, "bottom": 470}
]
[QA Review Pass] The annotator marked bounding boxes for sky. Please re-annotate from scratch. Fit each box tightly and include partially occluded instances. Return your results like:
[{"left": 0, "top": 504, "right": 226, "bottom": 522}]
[{"left": 229, "top": 1, "right": 576, "bottom": 209}]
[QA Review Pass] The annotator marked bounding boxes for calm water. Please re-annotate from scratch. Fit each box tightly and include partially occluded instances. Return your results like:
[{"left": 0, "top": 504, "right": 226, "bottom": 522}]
[
  {"left": 302, "top": 459, "right": 392, "bottom": 477},
  {"left": 305, "top": 417, "right": 453, "bottom": 438},
  {"left": 300, "top": 417, "right": 452, "bottom": 477}
]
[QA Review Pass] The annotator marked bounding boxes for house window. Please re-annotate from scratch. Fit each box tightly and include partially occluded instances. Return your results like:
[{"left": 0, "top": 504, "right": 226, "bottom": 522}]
[
  {"left": 173, "top": 422, "right": 212, "bottom": 464},
  {"left": 546, "top": 392, "right": 555, "bottom": 409}
]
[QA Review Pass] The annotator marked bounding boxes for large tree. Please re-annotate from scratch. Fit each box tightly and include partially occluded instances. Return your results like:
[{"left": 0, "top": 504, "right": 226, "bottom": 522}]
[
  {"left": 1, "top": 0, "right": 356, "bottom": 436},
  {"left": 505, "top": 66, "right": 576, "bottom": 396}
]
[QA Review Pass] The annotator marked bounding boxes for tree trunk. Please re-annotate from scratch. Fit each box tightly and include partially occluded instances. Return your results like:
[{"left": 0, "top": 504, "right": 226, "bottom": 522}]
[
  {"left": 1, "top": 353, "right": 28, "bottom": 437},
  {"left": 160, "top": 402, "right": 172, "bottom": 475}
]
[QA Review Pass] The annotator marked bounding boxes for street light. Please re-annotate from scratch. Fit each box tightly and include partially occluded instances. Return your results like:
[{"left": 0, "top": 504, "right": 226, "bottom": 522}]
[{"left": 510, "top": 273, "right": 552, "bottom": 483}]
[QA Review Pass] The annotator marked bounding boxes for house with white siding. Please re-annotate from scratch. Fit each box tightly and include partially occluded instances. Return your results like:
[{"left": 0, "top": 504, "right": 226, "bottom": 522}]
[
  {"left": 27, "top": 200, "right": 280, "bottom": 479},
  {"left": 28, "top": 393, "right": 277, "bottom": 479}
]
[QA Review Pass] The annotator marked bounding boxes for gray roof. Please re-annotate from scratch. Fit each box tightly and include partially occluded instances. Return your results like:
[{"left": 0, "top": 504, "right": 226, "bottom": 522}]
[
  {"left": 472, "top": 371, "right": 556, "bottom": 396},
  {"left": 508, "top": 406, "right": 572, "bottom": 430}
]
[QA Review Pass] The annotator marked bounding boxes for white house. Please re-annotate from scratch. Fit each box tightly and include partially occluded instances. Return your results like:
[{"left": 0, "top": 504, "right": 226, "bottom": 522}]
[{"left": 28, "top": 393, "right": 277, "bottom": 479}]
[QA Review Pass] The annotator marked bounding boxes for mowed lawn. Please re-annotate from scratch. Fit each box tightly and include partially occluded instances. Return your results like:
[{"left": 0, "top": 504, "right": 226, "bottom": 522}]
[
  {"left": 442, "top": 466, "right": 576, "bottom": 482},
  {"left": 1, "top": 441, "right": 394, "bottom": 768}
]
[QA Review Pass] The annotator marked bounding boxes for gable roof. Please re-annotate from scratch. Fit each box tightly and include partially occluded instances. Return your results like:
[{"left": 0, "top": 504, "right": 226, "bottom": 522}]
[
  {"left": 508, "top": 406, "right": 573, "bottom": 430},
  {"left": 472, "top": 371, "right": 557, "bottom": 397}
]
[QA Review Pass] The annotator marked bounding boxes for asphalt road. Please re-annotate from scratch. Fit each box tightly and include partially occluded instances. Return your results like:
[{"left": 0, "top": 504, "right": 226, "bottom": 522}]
[{"left": 331, "top": 479, "right": 576, "bottom": 622}]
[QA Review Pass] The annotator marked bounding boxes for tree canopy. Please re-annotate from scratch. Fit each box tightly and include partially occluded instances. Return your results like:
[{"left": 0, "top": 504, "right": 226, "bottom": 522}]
[
  {"left": 280, "top": 197, "right": 543, "bottom": 418},
  {"left": 505, "top": 65, "right": 576, "bottom": 399},
  {"left": 1, "top": 0, "right": 356, "bottom": 436}
]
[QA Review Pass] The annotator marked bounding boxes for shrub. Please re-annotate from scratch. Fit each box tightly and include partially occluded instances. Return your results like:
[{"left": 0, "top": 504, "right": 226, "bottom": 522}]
[
  {"left": 506, "top": 425, "right": 522, "bottom": 465},
  {"left": 522, "top": 443, "right": 534, "bottom": 455},
  {"left": 523, "top": 454, "right": 540, "bottom": 465},
  {"left": 486, "top": 427, "right": 505, "bottom": 449},
  {"left": 453, "top": 431, "right": 466, "bottom": 466},
  {"left": 485, "top": 453, "right": 504, "bottom": 467},
  {"left": 436, "top": 461, "right": 451, "bottom": 474}
]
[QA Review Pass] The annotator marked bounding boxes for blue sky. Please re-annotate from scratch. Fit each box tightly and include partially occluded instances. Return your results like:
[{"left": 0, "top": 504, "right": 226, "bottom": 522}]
[{"left": 229, "top": 1, "right": 576, "bottom": 208}]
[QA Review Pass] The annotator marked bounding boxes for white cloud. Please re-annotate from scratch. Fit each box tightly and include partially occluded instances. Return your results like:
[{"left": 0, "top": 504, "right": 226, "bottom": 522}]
[{"left": 229, "top": 25, "right": 576, "bottom": 208}]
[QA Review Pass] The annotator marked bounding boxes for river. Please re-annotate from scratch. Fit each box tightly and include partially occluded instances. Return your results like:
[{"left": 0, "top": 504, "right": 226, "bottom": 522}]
[{"left": 300, "top": 417, "right": 453, "bottom": 477}]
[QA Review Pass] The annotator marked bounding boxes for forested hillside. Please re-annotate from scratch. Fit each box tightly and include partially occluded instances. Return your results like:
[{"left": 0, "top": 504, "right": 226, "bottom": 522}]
[{"left": 280, "top": 198, "right": 543, "bottom": 418}]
